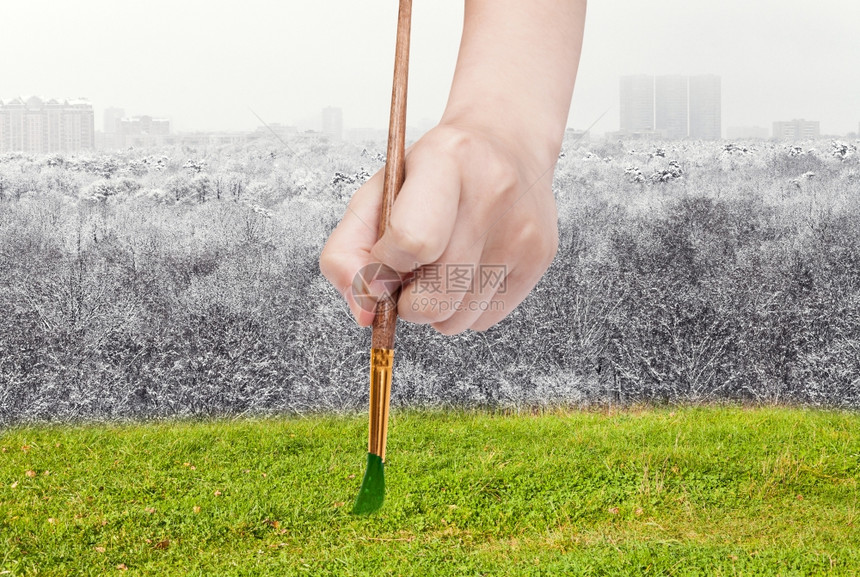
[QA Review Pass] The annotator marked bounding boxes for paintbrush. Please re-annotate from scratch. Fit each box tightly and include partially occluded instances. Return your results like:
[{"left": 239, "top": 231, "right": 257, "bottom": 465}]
[{"left": 352, "top": 0, "right": 411, "bottom": 515}]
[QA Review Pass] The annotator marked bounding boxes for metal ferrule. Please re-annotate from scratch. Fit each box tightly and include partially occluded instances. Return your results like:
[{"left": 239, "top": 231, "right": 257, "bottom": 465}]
[{"left": 368, "top": 348, "right": 394, "bottom": 461}]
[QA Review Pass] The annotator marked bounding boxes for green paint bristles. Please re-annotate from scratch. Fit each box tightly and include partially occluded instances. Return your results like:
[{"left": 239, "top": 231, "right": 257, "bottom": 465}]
[{"left": 352, "top": 453, "right": 385, "bottom": 515}]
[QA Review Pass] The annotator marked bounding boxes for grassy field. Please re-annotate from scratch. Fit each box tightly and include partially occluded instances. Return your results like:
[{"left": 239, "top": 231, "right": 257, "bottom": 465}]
[{"left": 1, "top": 406, "right": 859, "bottom": 576}]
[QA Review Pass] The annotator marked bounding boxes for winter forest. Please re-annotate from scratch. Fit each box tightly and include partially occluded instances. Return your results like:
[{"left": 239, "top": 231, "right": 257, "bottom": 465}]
[{"left": 2, "top": 136, "right": 859, "bottom": 425}]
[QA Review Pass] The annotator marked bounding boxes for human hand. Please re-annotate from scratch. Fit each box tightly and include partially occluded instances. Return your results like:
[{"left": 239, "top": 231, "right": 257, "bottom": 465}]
[
  {"left": 320, "top": 0, "right": 585, "bottom": 335},
  {"left": 319, "top": 121, "right": 558, "bottom": 335}
]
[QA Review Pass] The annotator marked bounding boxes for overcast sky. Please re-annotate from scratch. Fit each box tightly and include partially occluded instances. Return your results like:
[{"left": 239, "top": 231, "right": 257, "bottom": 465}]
[{"left": 2, "top": 1, "right": 857, "bottom": 136}]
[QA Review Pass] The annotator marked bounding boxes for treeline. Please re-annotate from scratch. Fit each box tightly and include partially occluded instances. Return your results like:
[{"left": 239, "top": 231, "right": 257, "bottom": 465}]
[{"left": 1, "top": 139, "right": 859, "bottom": 424}]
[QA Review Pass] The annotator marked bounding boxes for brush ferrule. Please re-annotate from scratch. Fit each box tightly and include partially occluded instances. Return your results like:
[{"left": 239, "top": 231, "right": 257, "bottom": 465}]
[{"left": 369, "top": 348, "right": 394, "bottom": 461}]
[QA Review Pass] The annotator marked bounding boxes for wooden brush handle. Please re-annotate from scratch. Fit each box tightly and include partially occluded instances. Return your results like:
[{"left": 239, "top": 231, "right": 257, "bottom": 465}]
[{"left": 371, "top": 0, "right": 411, "bottom": 351}]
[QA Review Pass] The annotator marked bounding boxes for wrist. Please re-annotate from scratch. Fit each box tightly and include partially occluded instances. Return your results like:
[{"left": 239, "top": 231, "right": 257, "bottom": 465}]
[{"left": 439, "top": 0, "right": 586, "bottom": 176}]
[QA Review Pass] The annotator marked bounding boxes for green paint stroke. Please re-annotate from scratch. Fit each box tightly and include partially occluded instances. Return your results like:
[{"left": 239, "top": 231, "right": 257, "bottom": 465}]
[{"left": 352, "top": 452, "right": 385, "bottom": 515}]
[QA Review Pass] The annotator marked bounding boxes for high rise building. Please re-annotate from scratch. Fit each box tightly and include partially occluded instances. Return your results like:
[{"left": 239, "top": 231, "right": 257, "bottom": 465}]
[
  {"left": 103, "top": 107, "right": 125, "bottom": 134},
  {"left": 0, "top": 96, "right": 94, "bottom": 153},
  {"left": 0, "top": 98, "right": 26, "bottom": 152},
  {"left": 100, "top": 107, "right": 126, "bottom": 148},
  {"left": 655, "top": 75, "right": 688, "bottom": 139},
  {"left": 619, "top": 74, "right": 721, "bottom": 140},
  {"left": 619, "top": 75, "right": 654, "bottom": 134},
  {"left": 322, "top": 106, "right": 343, "bottom": 141},
  {"left": 114, "top": 115, "right": 171, "bottom": 148},
  {"left": 689, "top": 75, "right": 721, "bottom": 140},
  {"left": 772, "top": 119, "right": 820, "bottom": 140},
  {"left": 118, "top": 115, "right": 170, "bottom": 136}
]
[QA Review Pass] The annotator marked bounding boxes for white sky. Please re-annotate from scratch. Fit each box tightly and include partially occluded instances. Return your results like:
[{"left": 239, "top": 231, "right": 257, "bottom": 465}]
[{"left": 2, "top": 1, "right": 858, "bottom": 135}]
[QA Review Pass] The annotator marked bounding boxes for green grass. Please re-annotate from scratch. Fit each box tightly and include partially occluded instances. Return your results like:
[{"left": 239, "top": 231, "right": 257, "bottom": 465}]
[{"left": 1, "top": 406, "right": 859, "bottom": 576}]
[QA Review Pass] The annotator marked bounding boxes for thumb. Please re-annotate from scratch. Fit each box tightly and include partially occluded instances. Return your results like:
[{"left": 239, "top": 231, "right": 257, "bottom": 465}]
[{"left": 319, "top": 171, "right": 384, "bottom": 326}]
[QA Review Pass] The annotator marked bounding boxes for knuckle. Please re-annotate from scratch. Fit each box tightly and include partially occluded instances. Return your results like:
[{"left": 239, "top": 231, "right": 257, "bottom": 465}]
[
  {"left": 516, "top": 220, "right": 558, "bottom": 269},
  {"left": 385, "top": 223, "right": 441, "bottom": 265},
  {"left": 435, "top": 127, "right": 473, "bottom": 158},
  {"left": 516, "top": 220, "right": 543, "bottom": 246},
  {"left": 486, "top": 156, "right": 520, "bottom": 196}
]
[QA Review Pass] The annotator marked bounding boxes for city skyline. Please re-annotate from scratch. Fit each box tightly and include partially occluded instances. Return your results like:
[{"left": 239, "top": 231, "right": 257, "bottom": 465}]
[
  {"left": 6, "top": 85, "right": 852, "bottom": 140},
  {"left": 0, "top": 92, "right": 852, "bottom": 149},
  {"left": 1, "top": 1, "right": 857, "bottom": 137}
]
